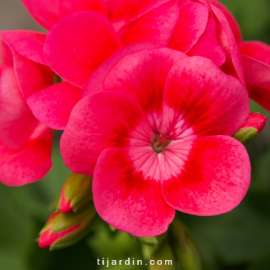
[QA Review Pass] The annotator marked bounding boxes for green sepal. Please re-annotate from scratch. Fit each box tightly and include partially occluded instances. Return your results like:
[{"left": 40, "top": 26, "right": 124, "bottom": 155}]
[
  {"left": 233, "top": 127, "right": 258, "bottom": 145},
  {"left": 40, "top": 204, "right": 96, "bottom": 250},
  {"left": 58, "top": 173, "right": 93, "bottom": 213}
]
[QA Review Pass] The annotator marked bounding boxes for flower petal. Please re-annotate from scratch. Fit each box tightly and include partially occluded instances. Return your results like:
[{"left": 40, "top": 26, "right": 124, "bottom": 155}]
[
  {"left": 208, "top": 0, "right": 242, "bottom": 44},
  {"left": 44, "top": 11, "right": 122, "bottom": 88},
  {"left": 169, "top": 1, "right": 209, "bottom": 52},
  {"left": 21, "top": 0, "right": 107, "bottom": 30},
  {"left": 107, "top": 0, "right": 170, "bottom": 28},
  {"left": 162, "top": 136, "right": 251, "bottom": 215},
  {"left": 1, "top": 30, "right": 48, "bottom": 65},
  {"left": 102, "top": 48, "right": 186, "bottom": 120},
  {"left": 83, "top": 42, "right": 164, "bottom": 97},
  {"left": 0, "top": 67, "right": 39, "bottom": 149},
  {"left": 162, "top": 56, "right": 250, "bottom": 138},
  {"left": 211, "top": 4, "right": 245, "bottom": 85},
  {"left": 60, "top": 92, "right": 153, "bottom": 176},
  {"left": 240, "top": 41, "right": 270, "bottom": 66},
  {"left": 0, "top": 124, "right": 52, "bottom": 186},
  {"left": 13, "top": 53, "right": 54, "bottom": 98},
  {"left": 119, "top": 0, "right": 179, "bottom": 46},
  {"left": 93, "top": 147, "right": 175, "bottom": 236},
  {"left": 187, "top": 16, "right": 226, "bottom": 67},
  {"left": 241, "top": 54, "right": 270, "bottom": 110},
  {"left": 27, "top": 82, "right": 82, "bottom": 130}
]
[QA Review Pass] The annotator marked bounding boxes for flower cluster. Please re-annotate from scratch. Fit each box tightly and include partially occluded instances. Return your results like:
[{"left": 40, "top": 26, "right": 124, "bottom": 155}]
[{"left": 0, "top": 0, "right": 269, "bottom": 240}]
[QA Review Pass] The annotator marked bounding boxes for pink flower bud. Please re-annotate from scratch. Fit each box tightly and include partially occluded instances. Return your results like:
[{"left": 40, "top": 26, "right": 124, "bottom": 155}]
[
  {"left": 38, "top": 204, "right": 96, "bottom": 250},
  {"left": 58, "top": 173, "right": 93, "bottom": 213},
  {"left": 233, "top": 113, "right": 267, "bottom": 144}
]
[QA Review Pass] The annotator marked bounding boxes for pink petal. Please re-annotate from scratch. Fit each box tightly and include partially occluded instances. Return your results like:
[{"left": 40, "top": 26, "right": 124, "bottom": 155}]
[
  {"left": 240, "top": 41, "right": 270, "bottom": 66},
  {"left": 0, "top": 124, "right": 52, "bottom": 186},
  {"left": 241, "top": 55, "right": 270, "bottom": 87},
  {"left": 1, "top": 31, "right": 48, "bottom": 65},
  {"left": 0, "top": 67, "right": 39, "bottom": 149},
  {"left": 169, "top": 1, "right": 209, "bottom": 52},
  {"left": 93, "top": 147, "right": 175, "bottom": 236},
  {"left": 211, "top": 4, "right": 245, "bottom": 85},
  {"left": 241, "top": 55, "right": 270, "bottom": 110},
  {"left": 1, "top": 32, "right": 54, "bottom": 98},
  {"left": 27, "top": 82, "right": 82, "bottom": 130},
  {"left": 108, "top": 0, "right": 170, "bottom": 29},
  {"left": 208, "top": 0, "right": 242, "bottom": 44},
  {"left": 187, "top": 16, "right": 226, "bottom": 67},
  {"left": 162, "top": 136, "right": 251, "bottom": 215},
  {"left": 102, "top": 48, "right": 186, "bottom": 118},
  {"left": 13, "top": 52, "right": 54, "bottom": 98},
  {"left": 60, "top": 92, "right": 153, "bottom": 176},
  {"left": 44, "top": 11, "right": 122, "bottom": 88},
  {"left": 83, "top": 42, "right": 164, "bottom": 97},
  {"left": 162, "top": 56, "right": 250, "bottom": 138},
  {"left": 248, "top": 85, "right": 270, "bottom": 111},
  {"left": 21, "top": 0, "right": 107, "bottom": 30},
  {"left": 119, "top": 0, "right": 179, "bottom": 46}
]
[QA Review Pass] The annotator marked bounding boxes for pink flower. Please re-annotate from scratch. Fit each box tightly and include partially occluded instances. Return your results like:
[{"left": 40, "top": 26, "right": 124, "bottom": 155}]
[
  {"left": 60, "top": 47, "right": 251, "bottom": 236},
  {"left": 240, "top": 41, "right": 270, "bottom": 111},
  {"left": 25, "top": 0, "right": 245, "bottom": 132},
  {"left": 0, "top": 31, "right": 53, "bottom": 186}
]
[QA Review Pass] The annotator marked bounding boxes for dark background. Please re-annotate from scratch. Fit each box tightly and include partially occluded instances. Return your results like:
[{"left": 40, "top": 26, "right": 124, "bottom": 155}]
[{"left": 0, "top": 0, "right": 270, "bottom": 269}]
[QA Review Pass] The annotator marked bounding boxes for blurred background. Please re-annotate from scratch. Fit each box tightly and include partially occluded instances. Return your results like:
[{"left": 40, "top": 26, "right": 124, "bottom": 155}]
[{"left": 0, "top": 0, "right": 270, "bottom": 269}]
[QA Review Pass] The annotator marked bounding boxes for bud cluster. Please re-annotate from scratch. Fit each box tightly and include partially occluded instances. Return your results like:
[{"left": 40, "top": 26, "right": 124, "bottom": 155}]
[{"left": 38, "top": 174, "right": 96, "bottom": 250}]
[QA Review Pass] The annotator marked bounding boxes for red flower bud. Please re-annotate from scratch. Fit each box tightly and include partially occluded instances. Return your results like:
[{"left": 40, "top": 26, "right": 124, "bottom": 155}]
[
  {"left": 38, "top": 204, "right": 96, "bottom": 250},
  {"left": 58, "top": 173, "right": 93, "bottom": 213},
  {"left": 233, "top": 113, "right": 267, "bottom": 144}
]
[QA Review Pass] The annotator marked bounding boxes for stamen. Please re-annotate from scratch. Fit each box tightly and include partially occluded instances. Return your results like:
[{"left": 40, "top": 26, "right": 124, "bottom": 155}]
[{"left": 152, "top": 133, "right": 170, "bottom": 153}]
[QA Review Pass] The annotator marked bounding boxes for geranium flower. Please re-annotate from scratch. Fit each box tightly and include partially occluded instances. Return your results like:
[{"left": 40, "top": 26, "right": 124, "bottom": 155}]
[
  {"left": 25, "top": 0, "right": 245, "bottom": 132},
  {"left": 240, "top": 41, "right": 270, "bottom": 111},
  {"left": 0, "top": 31, "right": 53, "bottom": 186},
  {"left": 60, "top": 47, "right": 251, "bottom": 236}
]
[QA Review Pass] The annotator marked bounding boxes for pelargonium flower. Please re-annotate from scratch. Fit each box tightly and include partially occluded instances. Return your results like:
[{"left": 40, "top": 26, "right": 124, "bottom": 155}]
[
  {"left": 25, "top": 0, "right": 245, "bottom": 132},
  {"left": 240, "top": 41, "right": 270, "bottom": 111},
  {"left": 0, "top": 31, "right": 53, "bottom": 186},
  {"left": 60, "top": 47, "right": 251, "bottom": 236}
]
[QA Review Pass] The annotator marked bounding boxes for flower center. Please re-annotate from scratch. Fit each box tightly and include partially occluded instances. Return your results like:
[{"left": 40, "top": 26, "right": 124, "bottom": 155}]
[{"left": 152, "top": 133, "right": 170, "bottom": 153}]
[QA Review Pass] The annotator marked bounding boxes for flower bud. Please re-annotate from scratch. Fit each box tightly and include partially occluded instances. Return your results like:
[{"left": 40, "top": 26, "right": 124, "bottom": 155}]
[
  {"left": 58, "top": 173, "right": 93, "bottom": 213},
  {"left": 233, "top": 112, "right": 267, "bottom": 144},
  {"left": 170, "top": 219, "right": 201, "bottom": 270},
  {"left": 38, "top": 204, "right": 96, "bottom": 250}
]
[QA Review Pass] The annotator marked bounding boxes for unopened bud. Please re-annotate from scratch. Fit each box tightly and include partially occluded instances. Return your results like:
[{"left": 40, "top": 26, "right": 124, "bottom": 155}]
[
  {"left": 58, "top": 173, "right": 93, "bottom": 213},
  {"left": 38, "top": 204, "right": 96, "bottom": 250},
  {"left": 170, "top": 219, "right": 201, "bottom": 270},
  {"left": 233, "top": 112, "right": 267, "bottom": 144}
]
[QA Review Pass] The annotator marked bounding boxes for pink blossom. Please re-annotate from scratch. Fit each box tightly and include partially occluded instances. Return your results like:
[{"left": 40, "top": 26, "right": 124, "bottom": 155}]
[
  {"left": 0, "top": 31, "right": 53, "bottom": 186},
  {"left": 60, "top": 47, "right": 251, "bottom": 236},
  {"left": 240, "top": 41, "right": 270, "bottom": 111},
  {"left": 24, "top": 0, "right": 245, "bottom": 131}
]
